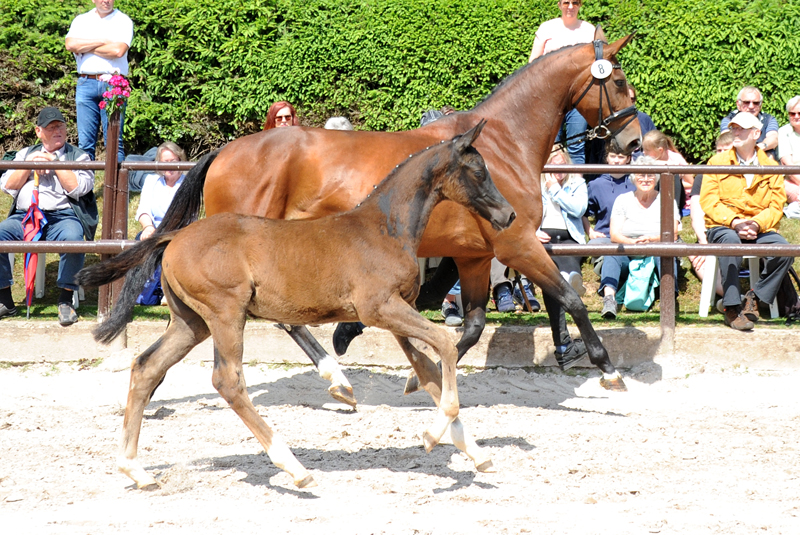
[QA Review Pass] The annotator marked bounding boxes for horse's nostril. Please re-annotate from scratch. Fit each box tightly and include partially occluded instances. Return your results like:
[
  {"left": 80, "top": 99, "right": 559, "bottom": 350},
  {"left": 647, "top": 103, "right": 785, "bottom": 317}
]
[{"left": 507, "top": 211, "right": 516, "bottom": 227}]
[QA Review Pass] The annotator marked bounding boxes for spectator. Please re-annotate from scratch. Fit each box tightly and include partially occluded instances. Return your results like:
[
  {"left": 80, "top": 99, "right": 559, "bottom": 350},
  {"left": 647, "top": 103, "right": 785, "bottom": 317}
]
[
  {"left": 778, "top": 95, "right": 800, "bottom": 214},
  {"left": 65, "top": 0, "right": 133, "bottom": 162},
  {"left": 627, "top": 84, "right": 656, "bottom": 138},
  {"left": 720, "top": 86, "right": 779, "bottom": 157},
  {"left": 583, "top": 141, "right": 636, "bottom": 275},
  {"left": 124, "top": 146, "right": 158, "bottom": 193},
  {"left": 440, "top": 105, "right": 457, "bottom": 116},
  {"left": 324, "top": 117, "right": 353, "bottom": 130},
  {"left": 700, "top": 112, "right": 791, "bottom": 331},
  {"left": 642, "top": 130, "right": 691, "bottom": 213},
  {"left": 529, "top": 0, "right": 594, "bottom": 165},
  {"left": 537, "top": 146, "right": 588, "bottom": 296},
  {"left": 135, "top": 142, "right": 186, "bottom": 240},
  {"left": 263, "top": 101, "right": 299, "bottom": 130},
  {"left": 0, "top": 108, "right": 96, "bottom": 325},
  {"left": 687, "top": 131, "right": 734, "bottom": 307},
  {"left": 599, "top": 155, "right": 681, "bottom": 319}
]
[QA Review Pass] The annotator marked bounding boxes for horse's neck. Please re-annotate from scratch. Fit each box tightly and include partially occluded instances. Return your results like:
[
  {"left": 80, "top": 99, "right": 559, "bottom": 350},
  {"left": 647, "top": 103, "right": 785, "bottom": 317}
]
[
  {"left": 474, "top": 48, "right": 585, "bottom": 164},
  {"left": 363, "top": 154, "right": 444, "bottom": 253}
]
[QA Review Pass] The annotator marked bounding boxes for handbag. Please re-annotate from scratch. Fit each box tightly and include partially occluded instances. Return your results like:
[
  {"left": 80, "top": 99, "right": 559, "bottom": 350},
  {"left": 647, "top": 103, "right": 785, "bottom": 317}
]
[{"left": 616, "top": 256, "right": 659, "bottom": 311}]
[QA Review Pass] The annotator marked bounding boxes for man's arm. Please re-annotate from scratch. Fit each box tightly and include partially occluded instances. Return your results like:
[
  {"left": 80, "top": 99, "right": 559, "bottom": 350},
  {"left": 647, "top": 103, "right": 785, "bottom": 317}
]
[{"left": 65, "top": 38, "right": 128, "bottom": 59}]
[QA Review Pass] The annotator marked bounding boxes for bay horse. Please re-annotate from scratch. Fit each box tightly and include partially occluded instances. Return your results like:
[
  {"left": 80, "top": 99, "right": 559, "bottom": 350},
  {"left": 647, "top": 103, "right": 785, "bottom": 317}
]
[
  {"left": 105, "top": 28, "right": 640, "bottom": 404},
  {"left": 78, "top": 122, "right": 515, "bottom": 489}
]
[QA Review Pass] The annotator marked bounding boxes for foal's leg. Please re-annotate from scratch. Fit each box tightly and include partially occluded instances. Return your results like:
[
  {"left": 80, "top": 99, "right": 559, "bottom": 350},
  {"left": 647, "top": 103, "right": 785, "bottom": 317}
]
[
  {"left": 118, "top": 295, "right": 210, "bottom": 489},
  {"left": 208, "top": 316, "right": 315, "bottom": 488},
  {"left": 365, "top": 295, "right": 491, "bottom": 470},
  {"left": 276, "top": 324, "right": 356, "bottom": 408},
  {"left": 499, "top": 246, "right": 626, "bottom": 391}
]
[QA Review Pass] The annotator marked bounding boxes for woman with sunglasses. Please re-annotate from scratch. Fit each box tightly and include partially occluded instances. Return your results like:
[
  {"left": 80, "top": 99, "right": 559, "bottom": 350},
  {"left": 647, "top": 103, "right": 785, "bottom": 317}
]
[
  {"left": 529, "top": 0, "right": 595, "bottom": 165},
  {"left": 779, "top": 95, "right": 800, "bottom": 210},
  {"left": 263, "top": 101, "right": 299, "bottom": 130}
]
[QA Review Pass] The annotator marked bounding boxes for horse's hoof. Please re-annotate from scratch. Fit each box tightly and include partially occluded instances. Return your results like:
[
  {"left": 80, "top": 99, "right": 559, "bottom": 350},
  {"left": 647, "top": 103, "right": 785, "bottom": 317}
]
[
  {"left": 599, "top": 376, "right": 628, "bottom": 392},
  {"left": 422, "top": 431, "right": 437, "bottom": 453},
  {"left": 295, "top": 474, "right": 317, "bottom": 489},
  {"left": 328, "top": 385, "right": 357, "bottom": 408},
  {"left": 404, "top": 373, "right": 421, "bottom": 395},
  {"left": 139, "top": 481, "right": 161, "bottom": 491},
  {"left": 475, "top": 459, "right": 495, "bottom": 473}
]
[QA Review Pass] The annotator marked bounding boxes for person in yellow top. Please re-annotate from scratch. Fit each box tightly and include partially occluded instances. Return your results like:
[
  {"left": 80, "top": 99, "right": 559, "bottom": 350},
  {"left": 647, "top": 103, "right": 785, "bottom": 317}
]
[{"left": 700, "top": 111, "right": 792, "bottom": 331}]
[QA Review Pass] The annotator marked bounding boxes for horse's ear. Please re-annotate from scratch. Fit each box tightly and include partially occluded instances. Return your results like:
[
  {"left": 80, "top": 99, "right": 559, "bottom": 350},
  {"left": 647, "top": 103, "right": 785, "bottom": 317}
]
[
  {"left": 594, "top": 25, "right": 608, "bottom": 44},
  {"left": 454, "top": 119, "right": 487, "bottom": 153},
  {"left": 605, "top": 34, "right": 635, "bottom": 58}
]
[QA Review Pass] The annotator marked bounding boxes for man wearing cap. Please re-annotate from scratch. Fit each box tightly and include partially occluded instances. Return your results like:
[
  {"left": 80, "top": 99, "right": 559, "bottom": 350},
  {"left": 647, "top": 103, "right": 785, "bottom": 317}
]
[
  {"left": 65, "top": 0, "right": 133, "bottom": 162},
  {"left": 700, "top": 111, "right": 792, "bottom": 331},
  {"left": 719, "top": 86, "right": 779, "bottom": 157},
  {"left": 0, "top": 108, "right": 96, "bottom": 325}
]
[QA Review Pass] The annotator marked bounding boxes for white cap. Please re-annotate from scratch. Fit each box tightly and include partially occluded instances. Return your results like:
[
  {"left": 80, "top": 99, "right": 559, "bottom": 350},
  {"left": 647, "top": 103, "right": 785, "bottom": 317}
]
[{"left": 729, "top": 111, "right": 763, "bottom": 130}]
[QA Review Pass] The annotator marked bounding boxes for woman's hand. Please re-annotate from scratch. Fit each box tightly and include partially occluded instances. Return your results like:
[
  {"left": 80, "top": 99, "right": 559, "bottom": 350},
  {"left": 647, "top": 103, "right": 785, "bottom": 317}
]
[
  {"left": 536, "top": 229, "right": 551, "bottom": 243},
  {"left": 545, "top": 174, "right": 560, "bottom": 190},
  {"left": 588, "top": 228, "right": 606, "bottom": 240},
  {"left": 633, "top": 235, "right": 659, "bottom": 244}
]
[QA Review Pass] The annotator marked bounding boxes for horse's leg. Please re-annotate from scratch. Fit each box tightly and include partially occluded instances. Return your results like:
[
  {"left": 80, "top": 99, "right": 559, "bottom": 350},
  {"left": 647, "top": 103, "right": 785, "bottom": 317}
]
[
  {"left": 332, "top": 257, "right": 458, "bottom": 357},
  {"left": 209, "top": 316, "right": 315, "bottom": 488},
  {"left": 403, "top": 256, "right": 491, "bottom": 395},
  {"left": 118, "top": 292, "right": 210, "bottom": 489},
  {"left": 499, "top": 246, "right": 627, "bottom": 391},
  {"left": 276, "top": 324, "right": 356, "bottom": 408},
  {"left": 365, "top": 296, "right": 491, "bottom": 471}
]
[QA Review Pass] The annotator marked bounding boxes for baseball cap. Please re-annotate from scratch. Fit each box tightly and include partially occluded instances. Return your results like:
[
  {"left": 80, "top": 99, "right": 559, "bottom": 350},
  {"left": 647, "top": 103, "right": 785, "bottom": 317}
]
[
  {"left": 36, "top": 107, "right": 66, "bottom": 127},
  {"left": 728, "top": 111, "right": 762, "bottom": 130}
]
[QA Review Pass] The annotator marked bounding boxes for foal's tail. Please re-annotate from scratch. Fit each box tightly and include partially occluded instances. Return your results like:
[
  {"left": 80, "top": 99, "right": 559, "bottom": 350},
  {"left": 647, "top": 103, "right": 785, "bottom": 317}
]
[{"left": 76, "top": 232, "right": 178, "bottom": 344}]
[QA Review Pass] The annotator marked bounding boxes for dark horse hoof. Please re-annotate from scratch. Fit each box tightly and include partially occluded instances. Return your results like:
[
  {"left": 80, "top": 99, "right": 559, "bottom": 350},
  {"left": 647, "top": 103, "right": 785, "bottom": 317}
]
[
  {"left": 332, "top": 322, "right": 365, "bottom": 356},
  {"left": 599, "top": 376, "right": 628, "bottom": 392},
  {"left": 328, "top": 384, "right": 357, "bottom": 408},
  {"left": 403, "top": 372, "right": 421, "bottom": 395}
]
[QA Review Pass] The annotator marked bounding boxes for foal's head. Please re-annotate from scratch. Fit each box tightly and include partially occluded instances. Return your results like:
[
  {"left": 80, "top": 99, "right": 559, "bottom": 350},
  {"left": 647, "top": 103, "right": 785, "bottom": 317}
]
[{"left": 440, "top": 120, "right": 516, "bottom": 231}]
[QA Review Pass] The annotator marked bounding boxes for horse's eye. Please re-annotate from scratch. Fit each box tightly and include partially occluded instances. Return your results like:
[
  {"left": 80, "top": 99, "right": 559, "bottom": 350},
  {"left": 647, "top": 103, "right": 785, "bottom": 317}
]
[{"left": 614, "top": 79, "right": 625, "bottom": 88}]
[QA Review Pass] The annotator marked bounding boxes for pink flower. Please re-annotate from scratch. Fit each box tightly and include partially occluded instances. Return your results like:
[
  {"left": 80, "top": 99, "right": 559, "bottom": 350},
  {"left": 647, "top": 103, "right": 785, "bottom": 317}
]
[
  {"left": 122, "top": 90, "right": 130, "bottom": 98},
  {"left": 99, "top": 101, "right": 106, "bottom": 110},
  {"left": 110, "top": 75, "right": 122, "bottom": 85},
  {"left": 103, "top": 91, "right": 112, "bottom": 99},
  {"left": 112, "top": 86, "right": 122, "bottom": 95}
]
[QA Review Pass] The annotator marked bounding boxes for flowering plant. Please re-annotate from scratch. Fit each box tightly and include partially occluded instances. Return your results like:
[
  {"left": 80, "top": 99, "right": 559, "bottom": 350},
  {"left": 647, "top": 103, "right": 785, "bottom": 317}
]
[{"left": 99, "top": 74, "right": 131, "bottom": 116}]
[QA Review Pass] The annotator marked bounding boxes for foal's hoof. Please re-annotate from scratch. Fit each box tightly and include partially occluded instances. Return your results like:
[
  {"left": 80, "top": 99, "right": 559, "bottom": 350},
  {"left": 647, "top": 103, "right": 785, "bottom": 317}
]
[
  {"left": 422, "top": 430, "right": 437, "bottom": 453},
  {"left": 404, "top": 372, "right": 422, "bottom": 395},
  {"left": 295, "top": 474, "right": 318, "bottom": 489},
  {"left": 475, "top": 459, "right": 495, "bottom": 473},
  {"left": 599, "top": 376, "right": 628, "bottom": 392},
  {"left": 328, "top": 384, "right": 357, "bottom": 408}
]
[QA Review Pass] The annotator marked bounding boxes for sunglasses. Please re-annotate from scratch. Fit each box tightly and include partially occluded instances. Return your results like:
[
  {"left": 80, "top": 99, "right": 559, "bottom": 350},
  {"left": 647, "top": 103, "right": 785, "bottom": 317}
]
[
  {"left": 561, "top": 1, "right": 581, "bottom": 5},
  {"left": 276, "top": 115, "right": 293, "bottom": 122},
  {"left": 739, "top": 100, "right": 762, "bottom": 106},
  {"left": 789, "top": 112, "right": 800, "bottom": 117}
]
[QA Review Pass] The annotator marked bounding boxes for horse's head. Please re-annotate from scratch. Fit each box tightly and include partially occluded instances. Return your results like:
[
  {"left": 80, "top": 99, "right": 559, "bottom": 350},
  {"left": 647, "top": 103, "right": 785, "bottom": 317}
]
[
  {"left": 445, "top": 120, "right": 516, "bottom": 231},
  {"left": 571, "top": 27, "right": 641, "bottom": 154}
]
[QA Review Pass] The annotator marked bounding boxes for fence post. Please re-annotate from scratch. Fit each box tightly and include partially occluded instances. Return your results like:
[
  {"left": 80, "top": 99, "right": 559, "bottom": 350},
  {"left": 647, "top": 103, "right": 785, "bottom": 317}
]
[
  {"left": 98, "top": 109, "right": 121, "bottom": 323},
  {"left": 659, "top": 172, "right": 676, "bottom": 353}
]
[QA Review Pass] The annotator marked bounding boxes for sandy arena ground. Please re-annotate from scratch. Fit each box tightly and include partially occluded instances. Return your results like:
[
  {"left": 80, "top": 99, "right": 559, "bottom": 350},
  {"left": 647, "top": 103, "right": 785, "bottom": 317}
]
[{"left": 0, "top": 352, "right": 798, "bottom": 534}]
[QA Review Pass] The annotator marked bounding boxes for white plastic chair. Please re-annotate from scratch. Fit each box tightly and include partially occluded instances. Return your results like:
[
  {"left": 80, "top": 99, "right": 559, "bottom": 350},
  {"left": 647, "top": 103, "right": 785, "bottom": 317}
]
[{"left": 698, "top": 255, "right": 778, "bottom": 318}]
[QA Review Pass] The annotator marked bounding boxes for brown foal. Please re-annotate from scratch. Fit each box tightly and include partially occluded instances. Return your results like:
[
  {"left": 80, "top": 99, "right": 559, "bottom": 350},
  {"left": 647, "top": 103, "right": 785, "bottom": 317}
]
[{"left": 78, "top": 122, "right": 515, "bottom": 489}]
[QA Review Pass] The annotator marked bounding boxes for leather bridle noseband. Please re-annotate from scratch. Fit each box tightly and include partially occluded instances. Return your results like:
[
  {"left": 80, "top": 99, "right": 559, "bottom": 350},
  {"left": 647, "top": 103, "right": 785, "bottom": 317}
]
[{"left": 557, "top": 39, "right": 638, "bottom": 149}]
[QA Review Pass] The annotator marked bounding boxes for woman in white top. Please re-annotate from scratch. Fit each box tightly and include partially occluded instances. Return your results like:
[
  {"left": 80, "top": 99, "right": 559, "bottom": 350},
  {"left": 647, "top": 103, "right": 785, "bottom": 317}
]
[
  {"left": 135, "top": 141, "right": 186, "bottom": 240},
  {"left": 599, "top": 155, "right": 680, "bottom": 318},
  {"left": 536, "top": 146, "right": 588, "bottom": 295},
  {"left": 778, "top": 95, "right": 800, "bottom": 207},
  {"left": 529, "top": 1, "right": 595, "bottom": 165}
]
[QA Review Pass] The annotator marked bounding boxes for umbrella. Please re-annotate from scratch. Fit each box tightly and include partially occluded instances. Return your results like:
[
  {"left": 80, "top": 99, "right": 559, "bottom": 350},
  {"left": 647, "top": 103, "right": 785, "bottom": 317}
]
[{"left": 21, "top": 171, "right": 47, "bottom": 319}]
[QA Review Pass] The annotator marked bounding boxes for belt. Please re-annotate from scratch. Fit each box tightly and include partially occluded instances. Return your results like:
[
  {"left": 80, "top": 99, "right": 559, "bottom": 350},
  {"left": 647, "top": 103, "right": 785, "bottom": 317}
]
[{"left": 79, "top": 74, "right": 102, "bottom": 80}]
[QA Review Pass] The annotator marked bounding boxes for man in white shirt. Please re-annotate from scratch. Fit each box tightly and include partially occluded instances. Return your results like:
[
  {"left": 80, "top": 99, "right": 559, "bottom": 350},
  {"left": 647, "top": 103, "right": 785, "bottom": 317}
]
[
  {"left": 65, "top": 0, "right": 133, "bottom": 162},
  {"left": 0, "top": 108, "right": 96, "bottom": 325}
]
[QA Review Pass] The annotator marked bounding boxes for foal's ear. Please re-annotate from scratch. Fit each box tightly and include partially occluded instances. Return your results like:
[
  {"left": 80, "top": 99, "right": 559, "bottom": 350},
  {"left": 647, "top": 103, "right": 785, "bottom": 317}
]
[{"left": 454, "top": 119, "right": 487, "bottom": 153}]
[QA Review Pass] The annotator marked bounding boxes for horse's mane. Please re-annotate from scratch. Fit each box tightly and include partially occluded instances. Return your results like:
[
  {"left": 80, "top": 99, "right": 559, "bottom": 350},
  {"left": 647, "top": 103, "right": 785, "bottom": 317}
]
[{"left": 473, "top": 42, "right": 589, "bottom": 110}]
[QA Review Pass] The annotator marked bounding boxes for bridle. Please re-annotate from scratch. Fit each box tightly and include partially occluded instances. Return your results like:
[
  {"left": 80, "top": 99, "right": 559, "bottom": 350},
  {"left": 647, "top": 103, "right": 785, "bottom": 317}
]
[{"left": 557, "top": 39, "right": 638, "bottom": 149}]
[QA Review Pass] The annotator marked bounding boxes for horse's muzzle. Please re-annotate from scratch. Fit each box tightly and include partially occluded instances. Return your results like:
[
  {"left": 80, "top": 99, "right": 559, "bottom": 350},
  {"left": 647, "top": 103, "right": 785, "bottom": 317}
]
[{"left": 491, "top": 209, "right": 516, "bottom": 231}]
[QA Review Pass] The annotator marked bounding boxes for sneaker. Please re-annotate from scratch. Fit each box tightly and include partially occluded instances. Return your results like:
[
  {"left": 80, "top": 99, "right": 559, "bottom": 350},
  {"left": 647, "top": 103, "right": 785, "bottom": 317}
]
[
  {"left": 493, "top": 284, "right": 516, "bottom": 313},
  {"left": 742, "top": 289, "right": 760, "bottom": 323},
  {"left": 58, "top": 303, "right": 78, "bottom": 327},
  {"left": 441, "top": 301, "right": 463, "bottom": 327},
  {"left": 724, "top": 305, "right": 754, "bottom": 331},
  {"left": 566, "top": 271, "right": 586, "bottom": 296},
  {"left": 513, "top": 283, "right": 541, "bottom": 312},
  {"left": 554, "top": 338, "right": 588, "bottom": 371},
  {"left": 0, "top": 303, "right": 18, "bottom": 320},
  {"left": 715, "top": 298, "right": 725, "bottom": 315},
  {"left": 601, "top": 294, "right": 618, "bottom": 319}
]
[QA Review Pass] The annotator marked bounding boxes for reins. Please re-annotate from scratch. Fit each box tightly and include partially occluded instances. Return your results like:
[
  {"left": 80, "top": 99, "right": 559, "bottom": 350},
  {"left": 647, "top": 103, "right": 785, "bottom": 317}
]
[{"left": 553, "top": 39, "right": 638, "bottom": 153}]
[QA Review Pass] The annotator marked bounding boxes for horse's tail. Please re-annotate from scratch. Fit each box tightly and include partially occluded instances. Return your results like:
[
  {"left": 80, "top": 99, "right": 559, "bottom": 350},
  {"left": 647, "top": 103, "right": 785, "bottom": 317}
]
[
  {"left": 76, "top": 232, "right": 178, "bottom": 344},
  {"left": 157, "top": 148, "right": 221, "bottom": 233}
]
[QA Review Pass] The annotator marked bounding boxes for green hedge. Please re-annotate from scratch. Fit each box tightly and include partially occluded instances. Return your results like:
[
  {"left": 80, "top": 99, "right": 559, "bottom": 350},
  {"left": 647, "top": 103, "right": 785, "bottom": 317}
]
[{"left": 1, "top": 0, "right": 798, "bottom": 161}]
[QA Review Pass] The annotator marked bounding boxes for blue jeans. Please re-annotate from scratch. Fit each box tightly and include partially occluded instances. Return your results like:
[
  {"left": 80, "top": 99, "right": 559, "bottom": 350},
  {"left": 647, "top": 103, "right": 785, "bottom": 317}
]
[
  {"left": 555, "top": 108, "right": 588, "bottom": 165},
  {"left": 0, "top": 210, "right": 85, "bottom": 291},
  {"left": 76, "top": 77, "right": 125, "bottom": 161}
]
